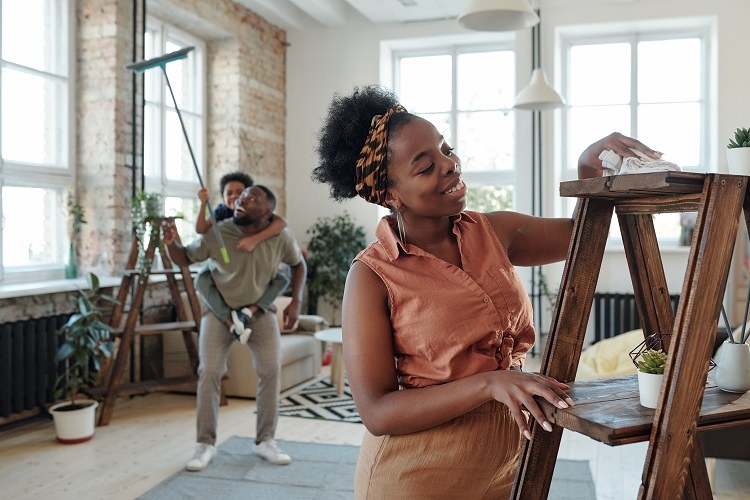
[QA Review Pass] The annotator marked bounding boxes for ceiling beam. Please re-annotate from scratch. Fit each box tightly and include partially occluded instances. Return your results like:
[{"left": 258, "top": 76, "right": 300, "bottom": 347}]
[
  {"left": 287, "top": 0, "right": 348, "bottom": 27},
  {"left": 233, "top": 0, "right": 309, "bottom": 30}
]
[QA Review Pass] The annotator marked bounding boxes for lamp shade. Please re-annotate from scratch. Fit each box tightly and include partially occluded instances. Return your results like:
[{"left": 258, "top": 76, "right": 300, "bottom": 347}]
[
  {"left": 513, "top": 68, "right": 564, "bottom": 110},
  {"left": 458, "top": 0, "right": 540, "bottom": 32}
]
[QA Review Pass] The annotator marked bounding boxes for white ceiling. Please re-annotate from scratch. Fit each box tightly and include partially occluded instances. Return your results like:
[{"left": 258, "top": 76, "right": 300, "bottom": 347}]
[{"left": 233, "top": 0, "right": 471, "bottom": 30}]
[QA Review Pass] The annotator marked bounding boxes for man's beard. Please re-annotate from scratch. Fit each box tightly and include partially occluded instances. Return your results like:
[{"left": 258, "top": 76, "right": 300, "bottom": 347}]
[{"left": 233, "top": 213, "right": 253, "bottom": 226}]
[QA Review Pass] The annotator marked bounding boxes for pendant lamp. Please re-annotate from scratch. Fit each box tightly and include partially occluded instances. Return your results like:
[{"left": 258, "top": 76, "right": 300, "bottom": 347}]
[
  {"left": 513, "top": 68, "right": 564, "bottom": 110},
  {"left": 458, "top": 0, "right": 539, "bottom": 32},
  {"left": 513, "top": 9, "right": 564, "bottom": 110}
]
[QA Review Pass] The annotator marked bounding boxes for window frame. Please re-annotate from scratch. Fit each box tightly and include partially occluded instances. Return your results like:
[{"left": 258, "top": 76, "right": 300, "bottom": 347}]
[
  {"left": 392, "top": 42, "right": 520, "bottom": 212},
  {"left": 0, "top": 0, "right": 74, "bottom": 284},
  {"left": 557, "top": 26, "right": 711, "bottom": 245},
  {"left": 143, "top": 17, "right": 206, "bottom": 222}
]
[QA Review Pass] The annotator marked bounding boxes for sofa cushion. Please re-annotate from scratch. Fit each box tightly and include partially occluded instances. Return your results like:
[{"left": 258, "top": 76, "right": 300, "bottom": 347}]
[
  {"left": 576, "top": 329, "right": 641, "bottom": 380},
  {"left": 280, "top": 334, "right": 317, "bottom": 364}
]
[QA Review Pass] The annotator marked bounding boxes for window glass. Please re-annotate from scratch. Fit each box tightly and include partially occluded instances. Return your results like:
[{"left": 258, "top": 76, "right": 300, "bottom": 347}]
[
  {"left": 2, "top": 68, "right": 66, "bottom": 165},
  {"left": 1, "top": 0, "right": 71, "bottom": 281},
  {"left": 563, "top": 32, "right": 706, "bottom": 244},
  {"left": 569, "top": 43, "right": 630, "bottom": 105},
  {"left": 398, "top": 55, "right": 452, "bottom": 113},
  {"left": 144, "top": 19, "right": 204, "bottom": 225},
  {"left": 465, "top": 184, "right": 514, "bottom": 212},
  {"left": 638, "top": 39, "right": 700, "bottom": 103},
  {"left": 165, "top": 196, "right": 199, "bottom": 244},
  {"left": 2, "top": 0, "right": 64, "bottom": 74},
  {"left": 457, "top": 51, "right": 515, "bottom": 109},
  {"left": 458, "top": 110, "right": 514, "bottom": 171},
  {"left": 2, "top": 186, "right": 64, "bottom": 267},
  {"left": 396, "top": 45, "right": 516, "bottom": 210}
]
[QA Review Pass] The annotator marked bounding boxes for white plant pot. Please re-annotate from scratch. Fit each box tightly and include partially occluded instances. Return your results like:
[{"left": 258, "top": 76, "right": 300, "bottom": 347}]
[
  {"left": 727, "top": 147, "right": 750, "bottom": 175},
  {"left": 714, "top": 341, "right": 750, "bottom": 393},
  {"left": 48, "top": 399, "right": 98, "bottom": 444},
  {"left": 637, "top": 371, "right": 664, "bottom": 409}
]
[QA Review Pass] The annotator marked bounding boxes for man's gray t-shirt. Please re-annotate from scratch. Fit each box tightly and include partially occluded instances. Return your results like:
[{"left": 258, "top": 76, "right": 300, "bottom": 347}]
[{"left": 184, "top": 220, "right": 302, "bottom": 309}]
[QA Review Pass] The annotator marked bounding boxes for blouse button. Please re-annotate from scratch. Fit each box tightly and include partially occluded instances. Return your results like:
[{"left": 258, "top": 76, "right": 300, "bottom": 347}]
[{"left": 483, "top": 297, "right": 489, "bottom": 303}]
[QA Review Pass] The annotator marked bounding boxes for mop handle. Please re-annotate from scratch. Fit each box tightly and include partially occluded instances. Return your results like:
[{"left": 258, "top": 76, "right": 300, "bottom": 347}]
[{"left": 162, "top": 66, "right": 230, "bottom": 264}]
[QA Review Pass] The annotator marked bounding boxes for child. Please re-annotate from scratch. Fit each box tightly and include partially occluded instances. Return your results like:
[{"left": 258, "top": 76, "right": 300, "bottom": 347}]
[{"left": 194, "top": 171, "right": 290, "bottom": 343}]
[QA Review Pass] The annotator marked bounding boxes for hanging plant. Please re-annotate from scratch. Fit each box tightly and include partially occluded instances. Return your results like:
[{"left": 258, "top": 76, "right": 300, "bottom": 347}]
[{"left": 131, "top": 191, "right": 164, "bottom": 278}]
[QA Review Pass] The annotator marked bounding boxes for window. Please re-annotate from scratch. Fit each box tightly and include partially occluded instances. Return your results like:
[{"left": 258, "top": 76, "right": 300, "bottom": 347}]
[
  {"left": 394, "top": 45, "right": 516, "bottom": 212},
  {"left": 560, "top": 30, "right": 709, "bottom": 243},
  {"left": 143, "top": 19, "right": 205, "bottom": 243},
  {"left": 1, "top": 0, "right": 71, "bottom": 283}
]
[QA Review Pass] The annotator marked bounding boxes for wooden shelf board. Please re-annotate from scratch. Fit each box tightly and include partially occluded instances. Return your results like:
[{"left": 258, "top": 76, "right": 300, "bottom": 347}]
[{"left": 540, "top": 375, "right": 750, "bottom": 446}]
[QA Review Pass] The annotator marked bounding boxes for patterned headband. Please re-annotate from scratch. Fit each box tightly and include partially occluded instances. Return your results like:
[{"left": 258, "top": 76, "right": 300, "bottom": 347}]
[{"left": 354, "top": 104, "right": 407, "bottom": 207}]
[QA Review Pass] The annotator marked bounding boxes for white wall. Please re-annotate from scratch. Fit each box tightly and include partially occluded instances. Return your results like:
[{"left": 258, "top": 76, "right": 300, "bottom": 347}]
[{"left": 285, "top": 0, "right": 750, "bottom": 304}]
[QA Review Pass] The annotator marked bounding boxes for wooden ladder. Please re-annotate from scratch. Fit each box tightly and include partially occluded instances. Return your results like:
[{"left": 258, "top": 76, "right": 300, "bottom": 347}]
[
  {"left": 95, "top": 221, "right": 203, "bottom": 426},
  {"left": 512, "top": 172, "right": 750, "bottom": 499}
]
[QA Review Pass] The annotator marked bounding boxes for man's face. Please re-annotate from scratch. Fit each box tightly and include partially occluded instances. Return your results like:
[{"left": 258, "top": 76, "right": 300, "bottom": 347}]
[{"left": 233, "top": 186, "right": 270, "bottom": 226}]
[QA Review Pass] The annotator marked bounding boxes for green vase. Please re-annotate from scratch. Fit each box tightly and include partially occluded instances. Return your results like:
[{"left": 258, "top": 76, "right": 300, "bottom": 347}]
[{"left": 65, "top": 242, "right": 78, "bottom": 279}]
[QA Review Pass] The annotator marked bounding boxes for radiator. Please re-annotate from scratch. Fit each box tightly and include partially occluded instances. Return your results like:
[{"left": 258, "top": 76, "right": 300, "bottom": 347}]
[
  {"left": 591, "top": 293, "right": 680, "bottom": 344},
  {"left": 0, "top": 315, "right": 69, "bottom": 419}
]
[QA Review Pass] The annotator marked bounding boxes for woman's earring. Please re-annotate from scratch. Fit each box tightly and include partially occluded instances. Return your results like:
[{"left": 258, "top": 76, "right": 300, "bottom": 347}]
[{"left": 396, "top": 209, "right": 406, "bottom": 243}]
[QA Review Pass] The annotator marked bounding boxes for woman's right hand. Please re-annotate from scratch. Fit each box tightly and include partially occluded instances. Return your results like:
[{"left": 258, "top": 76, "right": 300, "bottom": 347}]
[{"left": 485, "top": 370, "right": 574, "bottom": 440}]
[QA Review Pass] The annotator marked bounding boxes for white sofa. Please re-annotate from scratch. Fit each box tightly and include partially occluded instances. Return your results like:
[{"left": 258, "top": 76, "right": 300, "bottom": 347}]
[{"left": 162, "top": 295, "right": 326, "bottom": 398}]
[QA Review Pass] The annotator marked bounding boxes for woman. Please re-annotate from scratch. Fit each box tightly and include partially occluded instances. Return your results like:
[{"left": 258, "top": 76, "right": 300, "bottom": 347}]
[{"left": 312, "top": 85, "right": 661, "bottom": 498}]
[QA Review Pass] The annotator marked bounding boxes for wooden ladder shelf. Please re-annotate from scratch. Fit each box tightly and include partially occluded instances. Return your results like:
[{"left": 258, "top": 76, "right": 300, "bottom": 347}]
[
  {"left": 512, "top": 172, "right": 750, "bottom": 499},
  {"left": 95, "top": 222, "right": 203, "bottom": 426}
]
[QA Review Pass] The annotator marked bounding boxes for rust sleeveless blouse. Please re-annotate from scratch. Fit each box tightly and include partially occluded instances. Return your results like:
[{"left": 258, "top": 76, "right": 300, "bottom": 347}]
[{"left": 354, "top": 211, "right": 535, "bottom": 388}]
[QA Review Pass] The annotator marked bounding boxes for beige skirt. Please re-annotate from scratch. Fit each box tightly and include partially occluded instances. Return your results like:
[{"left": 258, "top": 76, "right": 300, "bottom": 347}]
[{"left": 354, "top": 400, "right": 523, "bottom": 499}]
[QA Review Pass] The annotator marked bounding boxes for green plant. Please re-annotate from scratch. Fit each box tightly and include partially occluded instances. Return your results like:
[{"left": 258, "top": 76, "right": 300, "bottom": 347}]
[
  {"left": 305, "top": 212, "right": 366, "bottom": 321},
  {"left": 66, "top": 195, "right": 87, "bottom": 242},
  {"left": 131, "top": 191, "right": 164, "bottom": 274},
  {"left": 635, "top": 349, "right": 667, "bottom": 375},
  {"left": 728, "top": 127, "right": 750, "bottom": 149},
  {"left": 55, "top": 273, "right": 117, "bottom": 408}
]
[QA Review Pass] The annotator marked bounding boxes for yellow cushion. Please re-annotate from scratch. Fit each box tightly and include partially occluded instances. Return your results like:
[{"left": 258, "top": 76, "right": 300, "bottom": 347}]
[{"left": 576, "top": 329, "right": 642, "bottom": 380}]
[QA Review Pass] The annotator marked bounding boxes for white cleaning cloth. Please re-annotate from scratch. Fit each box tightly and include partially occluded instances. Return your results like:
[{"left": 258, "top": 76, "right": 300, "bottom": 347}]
[{"left": 599, "top": 148, "right": 681, "bottom": 175}]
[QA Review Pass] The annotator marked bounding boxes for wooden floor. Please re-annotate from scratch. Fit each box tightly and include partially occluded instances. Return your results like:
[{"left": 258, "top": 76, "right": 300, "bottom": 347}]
[{"left": 1, "top": 370, "right": 748, "bottom": 499}]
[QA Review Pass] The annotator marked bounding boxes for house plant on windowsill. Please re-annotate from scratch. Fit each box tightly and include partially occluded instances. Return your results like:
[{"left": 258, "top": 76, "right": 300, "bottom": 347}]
[
  {"left": 727, "top": 127, "right": 750, "bottom": 175},
  {"left": 305, "top": 212, "right": 366, "bottom": 325},
  {"left": 49, "top": 273, "right": 116, "bottom": 444},
  {"left": 629, "top": 334, "right": 669, "bottom": 409},
  {"left": 65, "top": 195, "right": 87, "bottom": 279}
]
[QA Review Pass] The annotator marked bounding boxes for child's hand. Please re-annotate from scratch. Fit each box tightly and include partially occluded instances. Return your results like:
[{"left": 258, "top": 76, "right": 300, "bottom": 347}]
[
  {"left": 198, "top": 187, "right": 209, "bottom": 204},
  {"left": 236, "top": 236, "right": 260, "bottom": 253},
  {"left": 162, "top": 219, "right": 178, "bottom": 245}
]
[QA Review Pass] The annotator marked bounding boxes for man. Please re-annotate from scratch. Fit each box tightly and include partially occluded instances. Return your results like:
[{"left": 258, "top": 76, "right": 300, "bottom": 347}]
[{"left": 162, "top": 185, "right": 306, "bottom": 471}]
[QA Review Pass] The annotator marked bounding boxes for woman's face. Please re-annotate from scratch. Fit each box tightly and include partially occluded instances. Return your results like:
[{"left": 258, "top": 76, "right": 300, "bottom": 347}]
[
  {"left": 386, "top": 116, "right": 467, "bottom": 217},
  {"left": 223, "top": 180, "right": 248, "bottom": 210}
]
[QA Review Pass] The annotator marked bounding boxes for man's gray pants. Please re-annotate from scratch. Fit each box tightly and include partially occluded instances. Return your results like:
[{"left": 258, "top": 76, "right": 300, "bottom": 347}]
[{"left": 196, "top": 310, "right": 281, "bottom": 445}]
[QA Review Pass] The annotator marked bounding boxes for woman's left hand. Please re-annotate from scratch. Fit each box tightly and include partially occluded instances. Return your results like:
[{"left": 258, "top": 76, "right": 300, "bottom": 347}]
[{"left": 578, "top": 132, "right": 662, "bottom": 179}]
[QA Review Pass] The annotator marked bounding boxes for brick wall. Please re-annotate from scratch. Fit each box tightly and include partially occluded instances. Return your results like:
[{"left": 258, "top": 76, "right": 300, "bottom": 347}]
[{"left": 2, "top": 0, "right": 286, "bottom": 323}]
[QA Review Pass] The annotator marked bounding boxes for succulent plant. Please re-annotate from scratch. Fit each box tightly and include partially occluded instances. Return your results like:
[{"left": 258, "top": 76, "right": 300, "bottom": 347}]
[
  {"left": 728, "top": 127, "right": 750, "bottom": 149},
  {"left": 636, "top": 349, "right": 667, "bottom": 375}
]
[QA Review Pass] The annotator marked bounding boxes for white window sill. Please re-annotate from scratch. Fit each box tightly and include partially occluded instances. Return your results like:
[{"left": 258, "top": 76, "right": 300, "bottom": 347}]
[{"left": 0, "top": 276, "right": 123, "bottom": 300}]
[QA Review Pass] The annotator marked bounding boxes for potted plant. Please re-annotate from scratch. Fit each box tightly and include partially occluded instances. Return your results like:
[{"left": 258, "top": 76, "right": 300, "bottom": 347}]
[
  {"left": 305, "top": 212, "right": 366, "bottom": 325},
  {"left": 631, "top": 347, "right": 667, "bottom": 409},
  {"left": 49, "top": 272, "right": 116, "bottom": 443},
  {"left": 131, "top": 190, "right": 164, "bottom": 276},
  {"left": 727, "top": 127, "right": 750, "bottom": 175},
  {"left": 65, "top": 194, "right": 87, "bottom": 279}
]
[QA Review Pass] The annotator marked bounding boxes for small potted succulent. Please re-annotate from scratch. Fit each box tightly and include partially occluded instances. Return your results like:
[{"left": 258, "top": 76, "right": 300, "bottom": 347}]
[
  {"left": 727, "top": 127, "right": 750, "bottom": 175},
  {"left": 629, "top": 334, "right": 669, "bottom": 409},
  {"left": 49, "top": 273, "right": 116, "bottom": 443}
]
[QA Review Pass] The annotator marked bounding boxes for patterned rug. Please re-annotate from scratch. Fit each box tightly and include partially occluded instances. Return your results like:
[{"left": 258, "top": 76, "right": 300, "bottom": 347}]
[{"left": 278, "top": 377, "right": 362, "bottom": 424}]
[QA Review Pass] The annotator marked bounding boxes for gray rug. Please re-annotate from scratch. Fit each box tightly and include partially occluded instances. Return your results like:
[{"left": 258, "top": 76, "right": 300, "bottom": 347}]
[{"left": 139, "top": 437, "right": 595, "bottom": 499}]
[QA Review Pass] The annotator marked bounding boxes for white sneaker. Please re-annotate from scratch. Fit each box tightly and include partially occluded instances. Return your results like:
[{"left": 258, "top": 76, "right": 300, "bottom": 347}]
[
  {"left": 185, "top": 443, "right": 216, "bottom": 471},
  {"left": 252, "top": 439, "right": 291, "bottom": 465}
]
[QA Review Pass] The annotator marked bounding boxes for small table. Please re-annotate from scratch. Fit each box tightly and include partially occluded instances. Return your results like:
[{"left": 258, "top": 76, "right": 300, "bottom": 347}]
[{"left": 314, "top": 327, "right": 345, "bottom": 395}]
